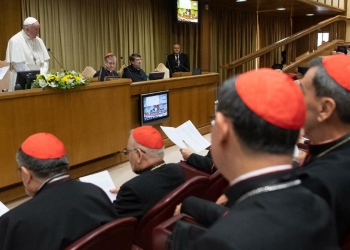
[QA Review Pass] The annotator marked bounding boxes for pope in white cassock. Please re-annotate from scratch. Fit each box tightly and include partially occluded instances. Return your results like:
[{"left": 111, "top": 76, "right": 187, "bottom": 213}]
[{"left": 5, "top": 17, "right": 50, "bottom": 90}]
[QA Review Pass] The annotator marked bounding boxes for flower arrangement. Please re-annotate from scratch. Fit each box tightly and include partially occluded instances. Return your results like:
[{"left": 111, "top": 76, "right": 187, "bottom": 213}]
[{"left": 31, "top": 70, "right": 89, "bottom": 90}]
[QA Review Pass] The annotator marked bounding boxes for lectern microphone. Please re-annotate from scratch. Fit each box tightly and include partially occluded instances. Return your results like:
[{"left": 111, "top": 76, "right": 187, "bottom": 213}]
[
  {"left": 47, "top": 48, "right": 64, "bottom": 69},
  {"left": 172, "top": 60, "right": 190, "bottom": 72}
]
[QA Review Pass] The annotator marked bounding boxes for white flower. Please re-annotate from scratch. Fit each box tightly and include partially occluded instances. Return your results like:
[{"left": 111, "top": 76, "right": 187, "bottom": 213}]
[
  {"left": 39, "top": 79, "right": 48, "bottom": 88},
  {"left": 48, "top": 82, "right": 57, "bottom": 87}
]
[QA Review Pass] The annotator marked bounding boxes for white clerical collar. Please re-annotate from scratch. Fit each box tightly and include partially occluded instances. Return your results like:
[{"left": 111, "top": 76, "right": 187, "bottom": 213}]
[{"left": 230, "top": 164, "right": 293, "bottom": 187}]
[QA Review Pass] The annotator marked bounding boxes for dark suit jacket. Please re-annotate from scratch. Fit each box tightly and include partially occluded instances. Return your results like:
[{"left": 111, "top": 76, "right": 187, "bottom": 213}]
[
  {"left": 113, "top": 161, "right": 185, "bottom": 220},
  {"left": 122, "top": 65, "right": 147, "bottom": 82},
  {"left": 186, "top": 151, "right": 216, "bottom": 174},
  {"left": 0, "top": 179, "right": 119, "bottom": 250},
  {"left": 297, "top": 134, "right": 350, "bottom": 243},
  {"left": 166, "top": 53, "right": 190, "bottom": 76},
  {"left": 93, "top": 67, "right": 119, "bottom": 81},
  {"left": 182, "top": 170, "right": 339, "bottom": 250}
]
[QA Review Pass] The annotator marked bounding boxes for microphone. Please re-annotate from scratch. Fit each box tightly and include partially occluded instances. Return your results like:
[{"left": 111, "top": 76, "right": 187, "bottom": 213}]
[
  {"left": 172, "top": 60, "right": 190, "bottom": 73},
  {"left": 164, "top": 54, "right": 174, "bottom": 77},
  {"left": 47, "top": 48, "right": 63, "bottom": 69},
  {"left": 121, "top": 56, "right": 135, "bottom": 82}
]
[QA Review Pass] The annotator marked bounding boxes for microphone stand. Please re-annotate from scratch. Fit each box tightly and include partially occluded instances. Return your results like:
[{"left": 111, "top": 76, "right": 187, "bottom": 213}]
[
  {"left": 47, "top": 48, "right": 64, "bottom": 69},
  {"left": 121, "top": 57, "right": 135, "bottom": 82},
  {"left": 165, "top": 54, "right": 174, "bottom": 78},
  {"left": 172, "top": 60, "right": 190, "bottom": 73}
]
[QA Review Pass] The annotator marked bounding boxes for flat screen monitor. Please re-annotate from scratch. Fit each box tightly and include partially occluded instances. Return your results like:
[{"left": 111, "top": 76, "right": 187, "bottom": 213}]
[
  {"left": 16, "top": 70, "right": 40, "bottom": 90},
  {"left": 140, "top": 90, "right": 169, "bottom": 125},
  {"left": 192, "top": 68, "right": 202, "bottom": 75},
  {"left": 149, "top": 72, "right": 165, "bottom": 81},
  {"left": 177, "top": 0, "right": 199, "bottom": 23}
]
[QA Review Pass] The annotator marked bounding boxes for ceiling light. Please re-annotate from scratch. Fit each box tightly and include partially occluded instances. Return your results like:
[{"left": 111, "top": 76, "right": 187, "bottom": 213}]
[
  {"left": 306, "top": 13, "right": 314, "bottom": 16},
  {"left": 236, "top": 0, "right": 247, "bottom": 2},
  {"left": 277, "top": 7, "right": 286, "bottom": 10}
]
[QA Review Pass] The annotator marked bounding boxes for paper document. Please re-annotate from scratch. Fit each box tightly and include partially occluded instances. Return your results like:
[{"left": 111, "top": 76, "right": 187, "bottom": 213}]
[
  {"left": 79, "top": 170, "right": 116, "bottom": 202},
  {"left": 0, "top": 201, "right": 9, "bottom": 217},
  {"left": 0, "top": 66, "right": 9, "bottom": 80},
  {"left": 161, "top": 120, "right": 211, "bottom": 153}
]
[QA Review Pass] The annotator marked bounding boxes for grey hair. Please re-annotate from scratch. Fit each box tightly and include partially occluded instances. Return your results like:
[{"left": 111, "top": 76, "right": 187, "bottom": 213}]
[{"left": 309, "top": 57, "right": 350, "bottom": 124}]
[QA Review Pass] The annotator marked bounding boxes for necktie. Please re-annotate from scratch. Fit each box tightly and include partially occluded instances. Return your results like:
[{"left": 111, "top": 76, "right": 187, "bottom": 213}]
[{"left": 176, "top": 55, "right": 180, "bottom": 67}]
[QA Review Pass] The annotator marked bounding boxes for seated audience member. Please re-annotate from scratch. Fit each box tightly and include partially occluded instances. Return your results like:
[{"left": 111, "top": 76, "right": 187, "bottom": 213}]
[
  {"left": 297, "top": 54, "right": 350, "bottom": 243},
  {"left": 93, "top": 53, "right": 119, "bottom": 80},
  {"left": 335, "top": 46, "right": 347, "bottom": 55},
  {"left": 271, "top": 63, "right": 283, "bottom": 71},
  {"left": 111, "top": 126, "right": 185, "bottom": 220},
  {"left": 122, "top": 53, "right": 147, "bottom": 82},
  {"left": 180, "top": 148, "right": 216, "bottom": 174},
  {"left": 177, "top": 69, "right": 338, "bottom": 249},
  {"left": 0, "top": 133, "right": 119, "bottom": 250}
]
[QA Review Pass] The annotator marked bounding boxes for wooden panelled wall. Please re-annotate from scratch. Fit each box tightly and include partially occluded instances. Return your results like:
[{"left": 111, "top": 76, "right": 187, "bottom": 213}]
[{"left": 0, "top": 0, "right": 21, "bottom": 60}]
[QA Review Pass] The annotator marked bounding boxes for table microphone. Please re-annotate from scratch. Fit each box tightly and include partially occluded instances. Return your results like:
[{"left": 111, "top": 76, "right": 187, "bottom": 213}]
[{"left": 47, "top": 48, "right": 64, "bottom": 69}]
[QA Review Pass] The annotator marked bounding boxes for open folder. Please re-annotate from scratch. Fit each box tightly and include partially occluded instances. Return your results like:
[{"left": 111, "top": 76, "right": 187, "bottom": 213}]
[{"left": 161, "top": 120, "right": 211, "bottom": 153}]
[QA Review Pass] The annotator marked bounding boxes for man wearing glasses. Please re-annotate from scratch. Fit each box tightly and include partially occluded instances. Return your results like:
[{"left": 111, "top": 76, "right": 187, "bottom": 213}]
[{"left": 110, "top": 126, "right": 185, "bottom": 219}]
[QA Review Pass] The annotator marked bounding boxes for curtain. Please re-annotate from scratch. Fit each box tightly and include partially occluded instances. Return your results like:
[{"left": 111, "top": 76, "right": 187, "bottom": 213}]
[
  {"left": 21, "top": 0, "right": 199, "bottom": 74},
  {"left": 208, "top": 6, "right": 257, "bottom": 82},
  {"left": 258, "top": 13, "right": 291, "bottom": 66}
]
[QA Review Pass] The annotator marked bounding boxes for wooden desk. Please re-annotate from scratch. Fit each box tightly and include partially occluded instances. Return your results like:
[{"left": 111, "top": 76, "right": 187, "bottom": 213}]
[
  {"left": 131, "top": 73, "right": 219, "bottom": 147},
  {"left": 0, "top": 79, "right": 132, "bottom": 202},
  {"left": 0, "top": 73, "right": 219, "bottom": 202}
]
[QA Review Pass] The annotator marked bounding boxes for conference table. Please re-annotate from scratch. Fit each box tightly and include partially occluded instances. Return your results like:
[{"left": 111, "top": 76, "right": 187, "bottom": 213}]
[{"left": 0, "top": 72, "right": 219, "bottom": 202}]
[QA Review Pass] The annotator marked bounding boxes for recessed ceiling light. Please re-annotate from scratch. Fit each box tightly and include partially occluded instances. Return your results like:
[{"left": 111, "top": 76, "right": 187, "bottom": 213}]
[
  {"left": 236, "top": 0, "right": 247, "bottom": 2},
  {"left": 306, "top": 13, "right": 314, "bottom": 16},
  {"left": 277, "top": 7, "right": 286, "bottom": 10}
]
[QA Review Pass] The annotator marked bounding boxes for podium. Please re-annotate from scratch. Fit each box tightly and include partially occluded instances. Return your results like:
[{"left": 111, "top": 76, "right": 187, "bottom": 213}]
[{"left": 172, "top": 72, "right": 192, "bottom": 78}]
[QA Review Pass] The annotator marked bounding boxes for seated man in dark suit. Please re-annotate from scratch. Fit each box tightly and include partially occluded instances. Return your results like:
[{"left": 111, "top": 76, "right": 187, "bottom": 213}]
[
  {"left": 122, "top": 53, "right": 147, "bottom": 82},
  {"left": 0, "top": 133, "right": 119, "bottom": 250},
  {"left": 179, "top": 148, "right": 216, "bottom": 174},
  {"left": 93, "top": 52, "right": 119, "bottom": 81},
  {"left": 178, "top": 69, "right": 338, "bottom": 249},
  {"left": 297, "top": 54, "right": 350, "bottom": 243},
  {"left": 166, "top": 43, "right": 190, "bottom": 77},
  {"left": 111, "top": 126, "right": 185, "bottom": 220}
]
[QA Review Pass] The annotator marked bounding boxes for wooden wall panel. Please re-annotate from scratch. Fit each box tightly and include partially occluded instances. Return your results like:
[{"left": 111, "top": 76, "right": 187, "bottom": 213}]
[
  {"left": 0, "top": 79, "right": 132, "bottom": 195},
  {"left": 0, "top": 0, "right": 21, "bottom": 60}
]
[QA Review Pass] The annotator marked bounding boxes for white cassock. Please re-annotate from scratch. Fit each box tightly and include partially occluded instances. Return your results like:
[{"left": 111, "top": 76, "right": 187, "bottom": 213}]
[{"left": 5, "top": 30, "right": 50, "bottom": 90}]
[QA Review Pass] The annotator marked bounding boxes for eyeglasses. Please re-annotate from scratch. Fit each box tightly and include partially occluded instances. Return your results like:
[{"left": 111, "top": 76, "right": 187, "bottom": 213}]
[{"left": 123, "top": 148, "right": 146, "bottom": 156}]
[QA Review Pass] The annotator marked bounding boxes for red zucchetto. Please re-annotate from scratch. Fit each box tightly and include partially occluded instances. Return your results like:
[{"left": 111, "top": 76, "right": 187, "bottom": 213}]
[
  {"left": 105, "top": 52, "right": 114, "bottom": 58},
  {"left": 132, "top": 126, "right": 164, "bottom": 149},
  {"left": 322, "top": 54, "right": 350, "bottom": 91},
  {"left": 235, "top": 68, "right": 306, "bottom": 130},
  {"left": 21, "top": 133, "right": 66, "bottom": 159}
]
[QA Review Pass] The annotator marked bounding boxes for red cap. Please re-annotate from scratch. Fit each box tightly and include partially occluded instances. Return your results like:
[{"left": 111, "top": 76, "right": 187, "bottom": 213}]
[
  {"left": 322, "top": 54, "right": 350, "bottom": 91},
  {"left": 132, "top": 126, "right": 164, "bottom": 149},
  {"left": 236, "top": 69, "right": 306, "bottom": 130},
  {"left": 105, "top": 52, "right": 114, "bottom": 58},
  {"left": 21, "top": 133, "right": 66, "bottom": 159}
]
